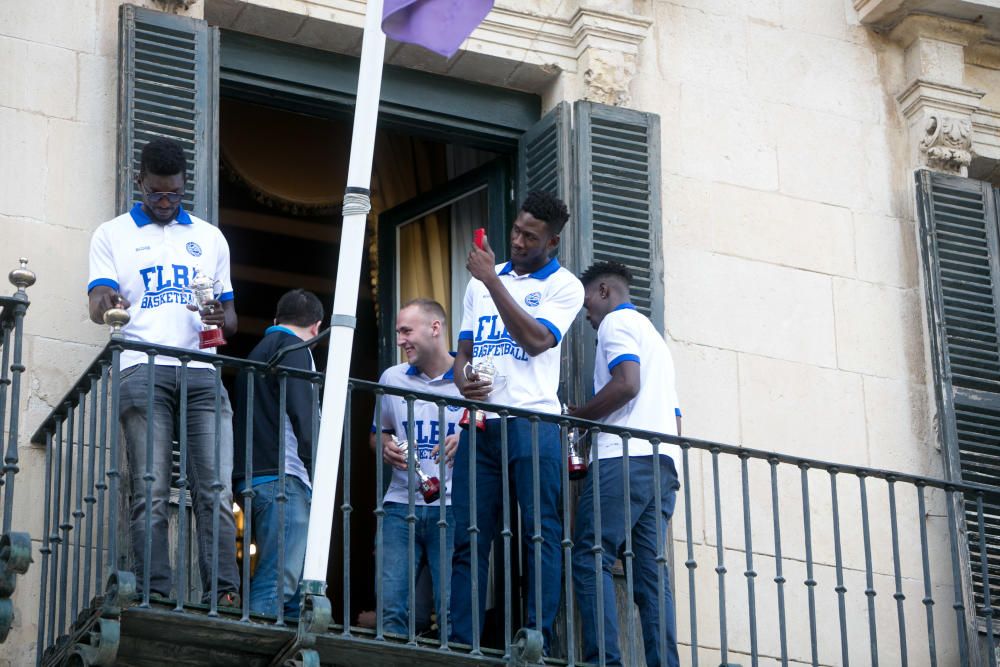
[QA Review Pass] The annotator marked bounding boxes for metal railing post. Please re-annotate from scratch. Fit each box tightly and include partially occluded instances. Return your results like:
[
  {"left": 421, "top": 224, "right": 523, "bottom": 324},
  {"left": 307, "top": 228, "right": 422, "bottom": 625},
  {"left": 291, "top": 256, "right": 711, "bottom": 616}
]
[
  {"left": 859, "top": 473, "right": 879, "bottom": 665},
  {"left": 739, "top": 453, "right": 759, "bottom": 667},
  {"left": 829, "top": 468, "right": 849, "bottom": 666},
  {"left": 175, "top": 360, "right": 190, "bottom": 612}
]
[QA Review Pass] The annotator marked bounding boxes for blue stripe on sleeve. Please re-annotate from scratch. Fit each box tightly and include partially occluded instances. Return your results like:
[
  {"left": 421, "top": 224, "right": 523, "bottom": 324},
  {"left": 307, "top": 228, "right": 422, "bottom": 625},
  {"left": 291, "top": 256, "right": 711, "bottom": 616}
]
[
  {"left": 218, "top": 291, "right": 235, "bottom": 302},
  {"left": 87, "top": 278, "right": 120, "bottom": 293},
  {"left": 608, "top": 353, "right": 640, "bottom": 372},
  {"left": 458, "top": 330, "right": 473, "bottom": 341},
  {"left": 536, "top": 318, "right": 562, "bottom": 344}
]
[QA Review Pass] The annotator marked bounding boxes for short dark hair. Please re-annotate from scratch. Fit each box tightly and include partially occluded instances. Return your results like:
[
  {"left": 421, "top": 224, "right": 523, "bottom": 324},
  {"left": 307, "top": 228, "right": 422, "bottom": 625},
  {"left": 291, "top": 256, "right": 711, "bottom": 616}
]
[
  {"left": 521, "top": 190, "right": 570, "bottom": 234},
  {"left": 580, "top": 261, "right": 633, "bottom": 287},
  {"left": 275, "top": 289, "right": 325, "bottom": 327},
  {"left": 140, "top": 138, "right": 187, "bottom": 177},
  {"left": 401, "top": 298, "right": 447, "bottom": 324}
]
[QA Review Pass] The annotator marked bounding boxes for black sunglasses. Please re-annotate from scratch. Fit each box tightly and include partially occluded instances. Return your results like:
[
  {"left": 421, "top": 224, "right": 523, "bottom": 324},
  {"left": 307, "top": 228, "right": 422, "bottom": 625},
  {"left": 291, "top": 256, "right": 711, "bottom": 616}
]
[{"left": 141, "top": 184, "right": 184, "bottom": 205}]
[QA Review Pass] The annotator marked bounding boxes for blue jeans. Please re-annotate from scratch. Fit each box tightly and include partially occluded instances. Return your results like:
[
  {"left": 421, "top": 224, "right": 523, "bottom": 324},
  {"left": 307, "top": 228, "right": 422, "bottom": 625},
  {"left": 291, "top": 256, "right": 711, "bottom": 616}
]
[
  {"left": 572, "top": 455, "right": 680, "bottom": 667},
  {"left": 381, "top": 503, "right": 454, "bottom": 636},
  {"left": 450, "top": 418, "right": 563, "bottom": 651},
  {"left": 244, "top": 477, "right": 311, "bottom": 618},
  {"left": 119, "top": 364, "right": 239, "bottom": 600}
]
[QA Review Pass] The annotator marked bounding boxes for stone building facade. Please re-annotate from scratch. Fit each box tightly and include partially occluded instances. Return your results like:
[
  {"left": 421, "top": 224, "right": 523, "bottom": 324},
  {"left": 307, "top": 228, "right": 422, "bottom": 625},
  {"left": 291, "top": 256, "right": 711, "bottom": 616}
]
[{"left": 2, "top": 0, "right": 999, "bottom": 664}]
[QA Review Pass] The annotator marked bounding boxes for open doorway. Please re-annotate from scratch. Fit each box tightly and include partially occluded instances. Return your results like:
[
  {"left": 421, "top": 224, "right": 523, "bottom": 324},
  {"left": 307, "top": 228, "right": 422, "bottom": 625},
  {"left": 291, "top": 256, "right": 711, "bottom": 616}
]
[{"left": 217, "top": 96, "right": 510, "bottom": 625}]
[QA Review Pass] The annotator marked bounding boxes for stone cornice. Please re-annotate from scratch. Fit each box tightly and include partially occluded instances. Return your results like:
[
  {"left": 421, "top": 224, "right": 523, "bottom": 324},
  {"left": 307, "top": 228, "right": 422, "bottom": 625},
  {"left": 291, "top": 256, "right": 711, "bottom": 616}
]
[
  {"left": 886, "top": 12, "right": 988, "bottom": 47},
  {"left": 461, "top": 5, "right": 651, "bottom": 72},
  {"left": 896, "top": 78, "right": 985, "bottom": 118},
  {"left": 207, "top": 0, "right": 651, "bottom": 93},
  {"left": 857, "top": 0, "right": 1000, "bottom": 40}
]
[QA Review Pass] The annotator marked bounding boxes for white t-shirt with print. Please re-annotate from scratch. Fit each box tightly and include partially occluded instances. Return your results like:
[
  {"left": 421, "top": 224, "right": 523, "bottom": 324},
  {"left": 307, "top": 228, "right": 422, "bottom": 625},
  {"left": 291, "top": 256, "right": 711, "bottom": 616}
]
[
  {"left": 375, "top": 362, "right": 464, "bottom": 507},
  {"left": 87, "top": 204, "right": 234, "bottom": 370},
  {"left": 458, "top": 258, "right": 583, "bottom": 416},
  {"left": 592, "top": 304, "right": 681, "bottom": 462}
]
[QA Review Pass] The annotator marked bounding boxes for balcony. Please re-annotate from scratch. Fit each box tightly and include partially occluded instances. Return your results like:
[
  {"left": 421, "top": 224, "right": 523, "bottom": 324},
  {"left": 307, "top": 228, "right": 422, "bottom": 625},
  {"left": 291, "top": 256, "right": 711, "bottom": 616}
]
[{"left": 12, "top": 333, "right": 1000, "bottom": 665}]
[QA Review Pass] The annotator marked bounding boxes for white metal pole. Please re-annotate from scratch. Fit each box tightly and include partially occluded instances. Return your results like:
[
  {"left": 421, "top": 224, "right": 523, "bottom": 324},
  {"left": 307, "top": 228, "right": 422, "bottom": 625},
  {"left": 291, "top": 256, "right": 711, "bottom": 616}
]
[{"left": 302, "top": 0, "right": 386, "bottom": 587}]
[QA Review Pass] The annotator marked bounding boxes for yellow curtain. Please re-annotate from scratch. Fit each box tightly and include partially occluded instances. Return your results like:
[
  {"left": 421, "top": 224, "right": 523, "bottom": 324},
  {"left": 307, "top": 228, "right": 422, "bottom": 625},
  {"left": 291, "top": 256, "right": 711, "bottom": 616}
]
[
  {"left": 370, "top": 134, "right": 452, "bottom": 334},
  {"left": 398, "top": 213, "right": 451, "bottom": 334}
]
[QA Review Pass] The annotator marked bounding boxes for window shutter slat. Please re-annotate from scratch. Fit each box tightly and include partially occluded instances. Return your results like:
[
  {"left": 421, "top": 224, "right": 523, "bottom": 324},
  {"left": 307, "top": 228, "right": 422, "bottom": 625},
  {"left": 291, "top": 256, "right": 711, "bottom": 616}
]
[
  {"left": 516, "top": 103, "right": 578, "bottom": 405},
  {"left": 574, "top": 101, "right": 663, "bottom": 330},
  {"left": 117, "top": 4, "right": 218, "bottom": 224},
  {"left": 517, "top": 101, "right": 572, "bottom": 218},
  {"left": 917, "top": 169, "right": 1000, "bottom": 625}
]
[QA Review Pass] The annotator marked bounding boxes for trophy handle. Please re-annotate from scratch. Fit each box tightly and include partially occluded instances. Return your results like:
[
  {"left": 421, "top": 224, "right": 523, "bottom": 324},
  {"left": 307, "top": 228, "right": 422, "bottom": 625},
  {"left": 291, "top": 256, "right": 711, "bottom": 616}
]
[{"left": 463, "top": 362, "right": 478, "bottom": 381}]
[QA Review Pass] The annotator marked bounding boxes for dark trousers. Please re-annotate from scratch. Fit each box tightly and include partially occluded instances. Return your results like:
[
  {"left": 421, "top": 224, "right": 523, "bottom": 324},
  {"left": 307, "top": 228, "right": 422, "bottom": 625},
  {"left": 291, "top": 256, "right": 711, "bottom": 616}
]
[
  {"left": 119, "top": 364, "right": 239, "bottom": 600},
  {"left": 572, "top": 455, "right": 680, "bottom": 667},
  {"left": 449, "top": 418, "right": 563, "bottom": 651}
]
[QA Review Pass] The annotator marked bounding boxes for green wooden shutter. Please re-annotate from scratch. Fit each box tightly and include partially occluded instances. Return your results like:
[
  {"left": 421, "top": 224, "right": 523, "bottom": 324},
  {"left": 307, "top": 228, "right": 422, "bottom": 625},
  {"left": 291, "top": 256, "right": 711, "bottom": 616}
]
[
  {"left": 916, "top": 169, "right": 1000, "bottom": 627},
  {"left": 517, "top": 102, "right": 582, "bottom": 403},
  {"left": 517, "top": 102, "right": 572, "bottom": 210},
  {"left": 117, "top": 4, "right": 219, "bottom": 223},
  {"left": 574, "top": 101, "right": 663, "bottom": 330},
  {"left": 516, "top": 102, "right": 664, "bottom": 403}
]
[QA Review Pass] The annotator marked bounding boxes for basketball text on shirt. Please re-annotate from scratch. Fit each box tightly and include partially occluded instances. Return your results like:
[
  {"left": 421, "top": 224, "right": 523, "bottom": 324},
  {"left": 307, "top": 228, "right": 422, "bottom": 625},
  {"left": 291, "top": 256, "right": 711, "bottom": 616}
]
[
  {"left": 400, "top": 418, "right": 457, "bottom": 458},
  {"left": 473, "top": 314, "right": 530, "bottom": 361},
  {"left": 138, "top": 263, "right": 195, "bottom": 308}
]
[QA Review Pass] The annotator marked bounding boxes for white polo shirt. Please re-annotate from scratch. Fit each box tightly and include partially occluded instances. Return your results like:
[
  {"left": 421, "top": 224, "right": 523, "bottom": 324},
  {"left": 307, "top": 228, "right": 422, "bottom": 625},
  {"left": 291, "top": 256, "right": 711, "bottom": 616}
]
[
  {"left": 592, "top": 304, "right": 681, "bottom": 462},
  {"left": 375, "top": 361, "right": 463, "bottom": 507},
  {"left": 87, "top": 203, "right": 234, "bottom": 370},
  {"left": 458, "top": 258, "right": 583, "bottom": 416}
]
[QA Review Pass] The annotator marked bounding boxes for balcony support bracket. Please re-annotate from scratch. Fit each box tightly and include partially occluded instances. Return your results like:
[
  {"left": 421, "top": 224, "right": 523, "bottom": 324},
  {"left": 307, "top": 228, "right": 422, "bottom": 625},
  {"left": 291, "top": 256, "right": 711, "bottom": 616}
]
[
  {"left": 268, "top": 593, "right": 330, "bottom": 667},
  {"left": 62, "top": 571, "right": 135, "bottom": 667},
  {"left": 509, "top": 628, "right": 544, "bottom": 666},
  {"left": 0, "top": 532, "right": 32, "bottom": 642}
]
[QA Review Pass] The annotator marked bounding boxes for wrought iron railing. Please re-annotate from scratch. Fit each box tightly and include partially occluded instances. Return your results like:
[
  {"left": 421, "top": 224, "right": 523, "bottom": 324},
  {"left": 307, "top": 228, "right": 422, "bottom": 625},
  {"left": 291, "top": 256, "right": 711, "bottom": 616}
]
[
  {"left": 26, "top": 336, "right": 1000, "bottom": 666},
  {"left": 0, "top": 259, "right": 36, "bottom": 643}
]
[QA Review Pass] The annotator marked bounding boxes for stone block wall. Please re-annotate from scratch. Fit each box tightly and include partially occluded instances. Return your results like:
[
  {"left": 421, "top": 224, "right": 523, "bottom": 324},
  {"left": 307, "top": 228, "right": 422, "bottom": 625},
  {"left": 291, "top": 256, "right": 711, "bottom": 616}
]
[{"left": 0, "top": 0, "right": 983, "bottom": 663}]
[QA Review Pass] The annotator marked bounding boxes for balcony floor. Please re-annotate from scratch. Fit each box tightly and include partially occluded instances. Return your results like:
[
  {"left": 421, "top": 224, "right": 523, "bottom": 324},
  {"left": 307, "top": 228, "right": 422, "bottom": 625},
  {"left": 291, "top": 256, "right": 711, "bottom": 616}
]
[{"left": 49, "top": 599, "right": 522, "bottom": 667}]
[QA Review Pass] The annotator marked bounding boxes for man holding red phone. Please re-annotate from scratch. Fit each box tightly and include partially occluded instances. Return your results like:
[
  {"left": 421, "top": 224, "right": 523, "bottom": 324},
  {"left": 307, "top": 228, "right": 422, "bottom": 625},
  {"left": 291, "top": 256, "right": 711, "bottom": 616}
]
[{"left": 450, "top": 191, "right": 584, "bottom": 652}]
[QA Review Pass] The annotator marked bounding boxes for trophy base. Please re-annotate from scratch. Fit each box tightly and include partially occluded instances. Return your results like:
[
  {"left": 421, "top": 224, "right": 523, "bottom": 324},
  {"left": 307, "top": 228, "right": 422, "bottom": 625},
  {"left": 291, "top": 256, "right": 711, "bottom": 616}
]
[
  {"left": 420, "top": 477, "right": 441, "bottom": 504},
  {"left": 199, "top": 328, "right": 227, "bottom": 349},
  {"left": 568, "top": 457, "right": 588, "bottom": 481},
  {"left": 459, "top": 408, "right": 486, "bottom": 431}
]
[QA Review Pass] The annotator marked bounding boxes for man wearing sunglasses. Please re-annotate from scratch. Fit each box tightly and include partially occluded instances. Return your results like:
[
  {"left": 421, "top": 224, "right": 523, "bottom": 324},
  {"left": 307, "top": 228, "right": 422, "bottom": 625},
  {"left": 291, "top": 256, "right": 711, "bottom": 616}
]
[{"left": 86, "top": 137, "right": 241, "bottom": 608}]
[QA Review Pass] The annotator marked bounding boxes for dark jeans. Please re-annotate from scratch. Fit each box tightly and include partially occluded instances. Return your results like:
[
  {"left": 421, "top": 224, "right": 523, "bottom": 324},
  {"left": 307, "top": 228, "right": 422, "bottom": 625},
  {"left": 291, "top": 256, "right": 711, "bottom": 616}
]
[
  {"left": 381, "top": 503, "right": 454, "bottom": 636},
  {"left": 450, "top": 418, "right": 562, "bottom": 651},
  {"left": 572, "top": 455, "right": 680, "bottom": 667},
  {"left": 245, "top": 477, "right": 311, "bottom": 618},
  {"left": 119, "top": 364, "right": 239, "bottom": 600}
]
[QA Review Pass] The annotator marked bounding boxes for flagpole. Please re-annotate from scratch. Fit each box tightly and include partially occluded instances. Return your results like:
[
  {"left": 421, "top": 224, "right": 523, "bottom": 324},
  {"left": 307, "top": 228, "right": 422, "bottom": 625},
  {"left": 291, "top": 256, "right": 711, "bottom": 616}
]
[{"left": 301, "top": 0, "right": 386, "bottom": 590}]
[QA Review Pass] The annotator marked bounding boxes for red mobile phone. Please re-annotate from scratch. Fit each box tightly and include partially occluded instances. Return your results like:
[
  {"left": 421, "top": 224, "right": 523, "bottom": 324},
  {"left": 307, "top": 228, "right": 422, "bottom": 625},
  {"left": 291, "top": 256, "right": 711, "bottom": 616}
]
[{"left": 473, "top": 228, "right": 485, "bottom": 250}]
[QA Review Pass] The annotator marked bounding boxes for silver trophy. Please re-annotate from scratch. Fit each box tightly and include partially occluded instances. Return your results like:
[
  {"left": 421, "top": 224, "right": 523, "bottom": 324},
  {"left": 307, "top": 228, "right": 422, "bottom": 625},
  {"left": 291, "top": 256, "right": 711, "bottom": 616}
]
[
  {"left": 462, "top": 355, "right": 506, "bottom": 396},
  {"left": 461, "top": 356, "right": 506, "bottom": 430},
  {"left": 189, "top": 272, "right": 226, "bottom": 349},
  {"left": 393, "top": 436, "right": 441, "bottom": 503}
]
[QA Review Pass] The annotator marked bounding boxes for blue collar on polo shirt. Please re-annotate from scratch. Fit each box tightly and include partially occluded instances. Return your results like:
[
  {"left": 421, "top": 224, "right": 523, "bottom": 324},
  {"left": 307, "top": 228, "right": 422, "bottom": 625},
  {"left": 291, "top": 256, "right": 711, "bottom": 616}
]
[
  {"left": 129, "top": 202, "right": 192, "bottom": 228},
  {"left": 405, "top": 352, "right": 457, "bottom": 380},
  {"left": 497, "top": 256, "right": 561, "bottom": 280},
  {"left": 265, "top": 325, "right": 298, "bottom": 337},
  {"left": 613, "top": 303, "right": 638, "bottom": 312}
]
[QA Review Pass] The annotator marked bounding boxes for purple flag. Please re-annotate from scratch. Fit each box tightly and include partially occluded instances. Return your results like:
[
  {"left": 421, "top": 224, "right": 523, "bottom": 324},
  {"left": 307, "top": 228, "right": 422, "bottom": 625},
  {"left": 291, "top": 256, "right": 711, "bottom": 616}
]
[{"left": 382, "top": 0, "right": 494, "bottom": 58}]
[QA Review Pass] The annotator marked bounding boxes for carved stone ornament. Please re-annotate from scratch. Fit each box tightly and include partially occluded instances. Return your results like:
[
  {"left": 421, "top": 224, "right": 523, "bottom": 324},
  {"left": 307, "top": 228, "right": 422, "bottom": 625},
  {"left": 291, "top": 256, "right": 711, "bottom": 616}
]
[
  {"left": 583, "top": 51, "right": 636, "bottom": 107},
  {"left": 152, "top": 0, "right": 197, "bottom": 11},
  {"left": 919, "top": 115, "right": 973, "bottom": 174}
]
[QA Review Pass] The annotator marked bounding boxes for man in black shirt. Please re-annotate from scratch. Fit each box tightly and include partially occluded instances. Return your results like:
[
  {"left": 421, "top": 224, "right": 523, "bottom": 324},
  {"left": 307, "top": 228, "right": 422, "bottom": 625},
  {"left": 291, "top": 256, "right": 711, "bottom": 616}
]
[{"left": 234, "top": 289, "right": 323, "bottom": 618}]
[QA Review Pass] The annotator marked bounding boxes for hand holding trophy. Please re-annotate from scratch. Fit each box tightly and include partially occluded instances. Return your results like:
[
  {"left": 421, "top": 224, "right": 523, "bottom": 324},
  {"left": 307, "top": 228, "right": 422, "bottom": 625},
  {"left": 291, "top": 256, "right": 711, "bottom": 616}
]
[
  {"left": 459, "top": 355, "right": 506, "bottom": 430},
  {"left": 393, "top": 436, "right": 441, "bottom": 503},
  {"left": 189, "top": 272, "right": 227, "bottom": 349}
]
